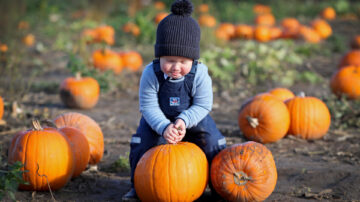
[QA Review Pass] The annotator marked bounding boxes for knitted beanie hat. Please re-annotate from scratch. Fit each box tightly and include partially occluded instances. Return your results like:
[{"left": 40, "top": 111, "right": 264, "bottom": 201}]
[{"left": 154, "top": 0, "right": 201, "bottom": 60}]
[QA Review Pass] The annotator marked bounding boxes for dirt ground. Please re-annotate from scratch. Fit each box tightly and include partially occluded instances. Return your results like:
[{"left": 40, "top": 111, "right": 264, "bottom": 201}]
[{"left": 1, "top": 19, "right": 360, "bottom": 202}]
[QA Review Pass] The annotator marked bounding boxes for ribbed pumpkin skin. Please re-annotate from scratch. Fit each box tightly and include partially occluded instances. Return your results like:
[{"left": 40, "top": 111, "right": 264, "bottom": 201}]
[
  {"left": 211, "top": 141, "right": 277, "bottom": 202},
  {"left": 59, "top": 127, "right": 90, "bottom": 178},
  {"left": 60, "top": 76, "right": 100, "bottom": 109},
  {"left": 0, "top": 96, "right": 3, "bottom": 120},
  {"left": 54, "top": 112, "right": 103, "bottom": 165},
  {"left": 268, "top": 88, "right": 295, "bottom": 102},
  {"left": 8, "top": 129, "right": 75, "bottom": 191},
  {"left": 285, "top": 96, "right": 331, "bottom": 139},
  {"left": 134, "top": 142, "right": 208, "bottom": 202},
  {"left": 330, "top": 65, "right": 360, "bottom": 99},
  {"left": 238, "top": 98, "right": 290, "bottom": 143}
]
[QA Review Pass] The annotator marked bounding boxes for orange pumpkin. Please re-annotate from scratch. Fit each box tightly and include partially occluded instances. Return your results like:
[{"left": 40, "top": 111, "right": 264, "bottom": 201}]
[
  {"left": 95, "top": 25, "right": 115, "bottom": 45},
  {"left": 338, "top": 50, "right": 360, "bottom": 68},
  {"left": 254, "top": 26, "right": 272, "bottom": 42},
  {"left": 268, "top": 87, "right": 295, "bottom": 102},
  {"left": 198, "top": 14, "right": 217, "bottom": 28},
  {"left": 215, "top": 23, "right": 236, "bottom": 41},
  {"left": 134, "top": 142, "right": 208, "bottom": 202},
  {"left": 253, "top": 4, "right": 272, "bottom": 15},
  {"left": 22, "top": 34, "right": 35, "bottom": 47},
  {"left": 255, "top": 14, "right": 276, "bottom": 26},
  {"left": 197, "top": 4, "right": 209, "bottom": 13},
  {"left": 54, "top": 112, "right": 104, "bottom": 165},
  {"left": 155, "top": 12, "right": 168, "bottom": 24},
  {"left": 330, "top": 65, "right": 360, "bottom": 99},
  {"left": 285, "top": 92, "right": 331, "bottom": 139},
  {"left": 299, "top": 26, "right": 322, "bottom": 43},
  {"left": 235, "top": 24, "right": 253, "bottom": 39},
  {"left": 8, "top": 120, "right": 75, "bottom": 191},
  {"left": 270, "top": 26, "right": 283, "bottom": 40},
  {"left": 0, "top": 44, "right": 8, "bottom": 52},
  {"left": 281, "top": 18, "right": 300, "bottom": 31},
  {"left": 82, "top": 29, "right": 98, "bottom": 43},
  {"left": 311, "top": 19, "right": 332, "bottom": 39},
  {"left": 211, "top": 141, "right": 277, "bottom": 202},
  {"left": 154, "top": 1, "right": 165, "bottom": 10},
  {"left": 60, "top": 72, "right": 100, "bottom": 109},
  {"left": 58, "top": 127, "right": 90, "bottom": 178},
  {"left": 121, "top": 51, "right": 143, "bottom": 72},
  {"left": 238, "top": 96, "right": 290, "bottom": 143},
  {"left": 350, "top": 35, "right": 360, "bottom": 49},
  {"left": 93, "top": 49, "right": 124, "bottom": 74},
  {"left": 122, "top": 22, "right": 141, "bottom": 37},
  {"left": 0, "top": 96, "right": 3, "bottom": 120},
  {"left": 321, "top": 7, "right": 336, "bottom": 20}
]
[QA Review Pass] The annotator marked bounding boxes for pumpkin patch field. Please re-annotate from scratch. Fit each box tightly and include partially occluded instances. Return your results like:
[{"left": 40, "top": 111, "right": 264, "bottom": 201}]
[{"left": 1, "top": 0, "right": 360, "bottom": 201}]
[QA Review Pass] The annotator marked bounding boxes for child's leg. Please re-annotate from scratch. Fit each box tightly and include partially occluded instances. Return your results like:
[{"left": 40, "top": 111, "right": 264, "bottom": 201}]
[{"left": 129, "top": 117, "right": 167, "bottom": 187}]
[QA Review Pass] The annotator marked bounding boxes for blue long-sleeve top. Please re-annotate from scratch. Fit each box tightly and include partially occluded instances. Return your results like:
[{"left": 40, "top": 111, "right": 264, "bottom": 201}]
[{"left": 139, "top": 61, "right": 213, "bottom": 135}]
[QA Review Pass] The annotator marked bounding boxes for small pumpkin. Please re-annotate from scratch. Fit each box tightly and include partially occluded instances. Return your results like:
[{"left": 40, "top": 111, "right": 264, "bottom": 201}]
[
  {"left": 95, "top": 25, "right": 115, "bottom": 45},
  {"left": 134, "top": 142, "right": 208, "bottom": 202},
  {"left": 268, "top": 87, "right": 295, "bottom": 102},
  {"left": 198, "top": 14, "right": 217, "bottom": 28},
  {"left": 235, "top": 24, "right": 253, "bottom": 39},
  {"left": 254, "top": 25, "right": 272, "bottom": 42},
  {"left": 82, "top": 29, "right": 98, "bottom": 43},
  {"left": 253, "top": 4, "right": 272, "bottom": 15},
  {"left": 54, "top": 112, "right": 104, "bottom": 165},
  {"left": 299, "top": 26, "right": 322, "bottom": 43},
  {"left": 155, "top": 12, "right": 169, "bottom": 24},
  {"left": 154, "top": 1, "right": 166, "bottom": 10},
  {"left": 215, "top": 23, "right": 236, "bottom": 41},
  {"left": 60, "top": 72, "right": 100, "bottom": 109},
  {"left": 22, "top": 34, "right": 35, "bottom": 47},
  {"left": 93, "top": 49, "right": 124, "bottom": 74},
  {"left": 122, "top": 22, "right": 141, "bottom": 37},
  {"left": 238, "top": 96, "right": 290, "bottom": 143},
  {"left": 8, "top": 120, "right": 75, "bottom": 191},
  {"left": 255, "top": 13, "right": 276, "bottom": 26},
  {"left": 285, "top": 92, "right": 331, "bottom": 139},
  {"left": 197, "top": 4, "right": 209, "bottom": 13},
  {"left": 211, "top": 141, "right": 277, "bottom": 202},
  {"left": 0, "top": 44, "right": 8, "bottom": 52},
  {"left": 121, "top": 51, "right": 143, "bottom": 72},
  {"left": 0, "top": 96, "right": 3, "bottom": 120},
  {"left": 311, "top": 19, "right": 332, "bottom": 39},
  {"left": 338, "top": 50, "right": 360, "bottom": 68},
  {"left": 321, "top": 7, "right": 336, "bottom": 20},
  {"left": 330, "top": 65, "right": 360, "bottom": 99}
]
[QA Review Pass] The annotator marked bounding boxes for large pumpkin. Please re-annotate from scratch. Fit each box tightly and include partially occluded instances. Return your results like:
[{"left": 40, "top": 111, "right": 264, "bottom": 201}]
[
  {"left": 8, "top": 120, "right": 75, "bottom": 191},
  {"left": 330, "top": 65, "right": 360, "bottom": 99},
  {"left": 54, "top": 112, "right": 104, "bottom": 165},
  {"left": 211, "top": 141, "right": 277, "bottom": 202},
  {"left": 285, "top": 92, "right": 331, "bottom": 139},
  {"left": 134, "top": 142, "right": 208, "bottom": 202},
  {"left": 60, "top": 72, "right": 100, "bottom": 109},
  {"left": 238, "top": 96, "right": 290, "bottom": 143}
]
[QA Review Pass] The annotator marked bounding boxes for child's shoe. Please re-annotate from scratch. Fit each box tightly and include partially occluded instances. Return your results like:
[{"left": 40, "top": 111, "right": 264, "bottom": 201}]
[{"left": 122, "top": 188, "right": 139, "bottom": 202}]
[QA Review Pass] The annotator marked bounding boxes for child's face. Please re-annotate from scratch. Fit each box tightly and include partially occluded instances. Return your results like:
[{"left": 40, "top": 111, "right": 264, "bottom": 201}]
[{"left": 160, "top": 56, "right": 193, "bottom": 79}]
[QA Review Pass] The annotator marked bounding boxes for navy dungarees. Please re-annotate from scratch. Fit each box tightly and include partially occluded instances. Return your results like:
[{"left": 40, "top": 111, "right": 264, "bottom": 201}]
[{"left": 129, "top": 59, "right": 226, "bottom": 187}]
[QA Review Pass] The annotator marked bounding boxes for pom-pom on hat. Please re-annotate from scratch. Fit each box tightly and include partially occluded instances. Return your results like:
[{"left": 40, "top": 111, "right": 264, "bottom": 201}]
[{"left": 155, "top": 0, "right": 201, "bottom": 60}]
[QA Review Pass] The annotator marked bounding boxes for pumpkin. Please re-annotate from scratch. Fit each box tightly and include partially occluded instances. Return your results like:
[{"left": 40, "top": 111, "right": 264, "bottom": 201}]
[
  {"left": 22, "top": 34, "right": 35, "bottom": 47},
  {"left": 299, "top": 26, "right": 322, "bottom": 43},
  {"left": 321, "top": 7, "right": 336, "bottom": 20},
  {"left": 281, "top": 18, "right": 300, "bottom": 31},
  {"left": 82, "top": 29, "right": 98, "bottom": 43},
  {"left": 93, "top": 49, "right": 124, "bottom": 74},
  {"left": 197, "top": 4, "right": 209, "bottom": 13},
  {"left": 270, "top": 26, "right": 283, "bottom": 40},
  {"left": 255, "top": 14, "right": 276, "bottom": 26},
  {"left": 285, "top": 92, "right": 331, "bottom": 139},
  {"left": 122, "top": 22, "right": 141, "bottom": 37},
  {"left": 8, "top": 120, "right": 75, "bottom": 191},
  {"left": 134, "top": 142, "right": 208, "bottom": 202},
  {"left": 235, "top": 24, "right": 253, "bottom": 39},
  {"left": 154, "top": 1, "right": 166, "bottom": 10},
  {"left": 338, "top": 50, "right": 360, "bottom": 68},
  {"left": 54, "top": 112, "right": 104, "bottom": 165},
  {"left": 198, "top": 14, "right": 217, "bottom": 28},
  {"left": 253, "top": 4, "right": 272, "bottom": 15},
  {"left": 211, "top": 141, "right": 277, "bottom": 202},
  {"left": 268, "top": 87, "right": 295, "bottom": 102},
  {"left": 94, "top": 25, "right": 115, "bottom": 45},
  {"left": 215, "top": 23, "right": 236, "bottom": 41},
  {"left": 330, "top": 65, "right": 360, "bottom": 99},
  {"left": 121, "top": 51, "right": 143, "bottom": 72},
  {"left": 155, "top": 12, "right": 169, "bottom": 24},
  {"left": 311, "top": 19, "right": 332, "bottom": 39},
  {"left": 0, "top": 44, "right": 8, "bottom": 52},
  {"left": 238, "top": 96, "right": 290, "bottom": 143},
  {"left": 60, "top": 72, "right": 100, "bottom": 109},
  {"left": 350, "top": 35, "right": 360, "bottom": 49},
  {"left": 0, "top": 96, "right": 3, "bottom": 120},
  {"left": 254, "top": 25, "right": 272, "bottom": 42}
]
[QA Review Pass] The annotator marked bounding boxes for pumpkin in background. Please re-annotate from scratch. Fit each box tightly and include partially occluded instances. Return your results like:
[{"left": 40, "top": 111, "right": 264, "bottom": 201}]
[
  {"left": 58, "top": 127, "right": 90, "bottom": 178},
  {"left": 82, "top": 29, "right": 98, "bottom": 43},
  {"left": 321, "top": 7, "right": 336, "bottom": 20},
  {"left": 197, "top": 4, "right": 209, "bottom": 13},
  {"left": 299, "top": 26, "right": 322, "bottom": 43},
  {"left": 94, "top": 25, "right": 115, "bottom": 45},
  {"left": 330, "top": 65, "right": 360, "bottom": 99},
  {"left": 211, "top": 141, "right": 277, "bottom": 202},
  {"left": 93, "top": 49, "right": 124, "bottom": 74},
  {"left": 280, "top": 18, "right": 300, "bottom": 39},
  {"left": 122, "top": 22, "right": 140, "bottom": 37},
  {"left": 311, "top": 19, "right": 332, "bottom": 39},
  {"left": 198, "top": 14, "right": 217, "bottom": 28},
  {"left": 215, "top": 23, "right": 236, "bottom": 41},
  {"left": 338, "top": 50, "right": 360, "bottom": 68},
  {"left": 54, "top": 112, "right": 104, "bottom": 165},
  {"left": 235, "top": 24, "right": 253, "bottom": 39},
  {"left": 60, "top": 72, "right": 100, "bottom": 109},
  {"left": 8, "top": 120, "right": 75, "bottom": 191},
  {"left": 254, "top": 25, "right": 272, "bottom": 42},
  {"left": 121, "top": 51, "right": 143, "bottom": 72},
  {"left": 255, "top": 13, "right": 276, "bottom": 26},
  {"left": 268, "top": 87, "right": 295, "bottom": 102},
  {"left": 253, "top": 4, "right": 272, "bottom": 15},
  {"left": 134, "top": 142, "right": 208, "bottom": 202},
  {"left": 350, "top": 35, "right": 360, "bottom": 49},
  {"left": 0, "top": 44, "right": 8, "bottom": 52},
  {"left": 154, "top": 1, "right": 165, "bottom": 10},
  {"left": 0, "top": 96, "right": 3, "bottom": 120},
  {"left": 238, "top": 96, "right": 290, "bottom": 143},
  {"left": 22, "top": 34, "right": 35, "bottom": 47},
  {"left": 155, "top": 12, "right": 168, "bottom": 24},
  {"left": 285, "top": 92, "right": 331, "bottom": 139},
  {"left": 270, "top": 26, "right": 283, "bottom": 40}
]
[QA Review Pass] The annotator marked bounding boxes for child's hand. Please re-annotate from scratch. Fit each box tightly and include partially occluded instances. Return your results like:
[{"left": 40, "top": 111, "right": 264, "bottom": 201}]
[
  {"left": 163, "top": 124, "right": 180, "bottom": 144},
  {"left": 174, "top": 119, "right": 186, "bottom": 142}
]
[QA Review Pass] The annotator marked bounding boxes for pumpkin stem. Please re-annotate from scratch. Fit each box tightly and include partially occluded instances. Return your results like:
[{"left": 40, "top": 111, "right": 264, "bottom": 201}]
[
  {"left": 75, "top": 72, "right": 82, "bottom": 80},
  {"left": 32, "top": 119, "right": 43, "bottom": 131},
  {"left": 40, "top": 120, "right": 59, "bottom": 129},
  {"left": 233, "top": 171, "right": 252, "bottom": 186},
  {"left": 297, "top": 91, "right": 306, "bottom": 97},
  {"left": 246, "top": 116, "right": 259, "bottom": 128}
]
